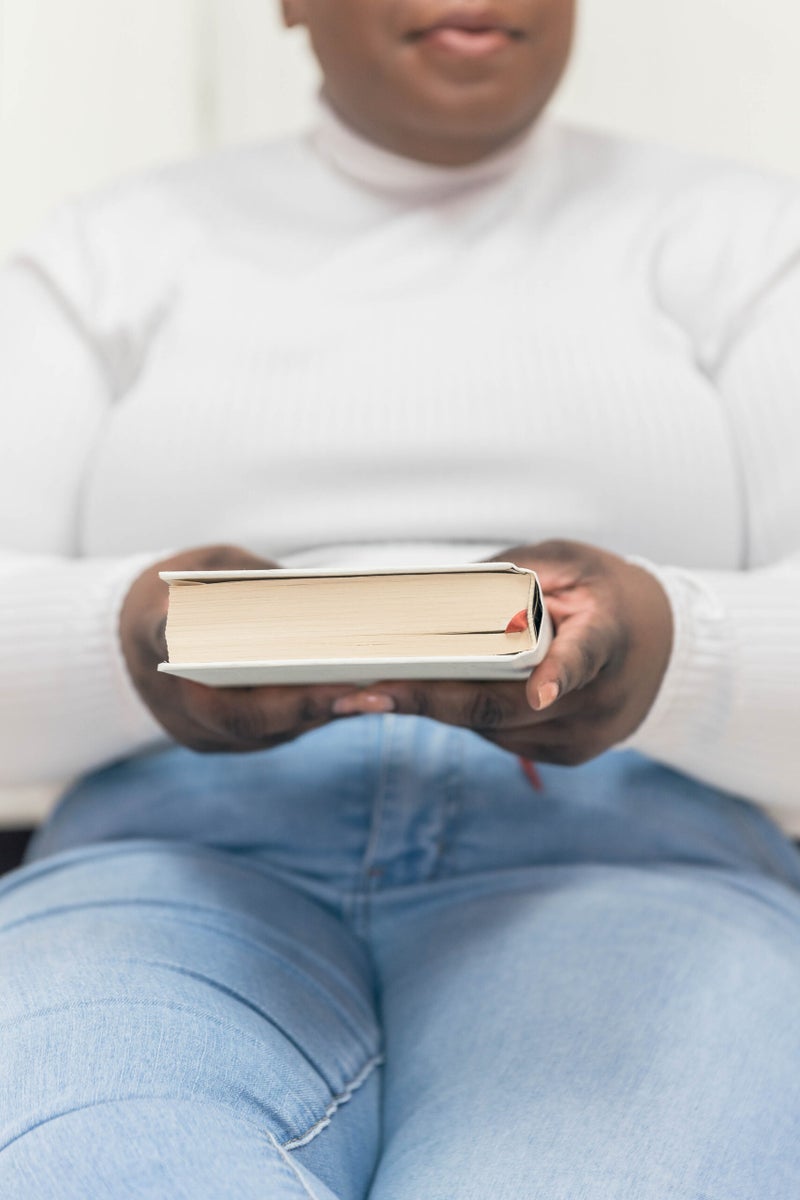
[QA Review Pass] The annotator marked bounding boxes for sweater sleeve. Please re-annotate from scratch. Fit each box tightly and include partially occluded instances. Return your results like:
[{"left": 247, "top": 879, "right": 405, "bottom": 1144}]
[
  {"left": 0, "top": 229, "right": 169, "bottom": 786},
  {"left": 626, "top": 204, "right": 800, "bottom": 827}
]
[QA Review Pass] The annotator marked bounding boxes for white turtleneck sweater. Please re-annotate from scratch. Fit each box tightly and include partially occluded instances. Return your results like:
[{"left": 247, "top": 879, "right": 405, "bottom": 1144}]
[{"left": 1, "top": 105, "right": 799, "bottom": 829}]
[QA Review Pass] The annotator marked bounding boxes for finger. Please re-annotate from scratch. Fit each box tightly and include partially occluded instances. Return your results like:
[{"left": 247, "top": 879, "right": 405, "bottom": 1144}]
[
  {"left": 368, "top": 679, "right": 526, "bottom": 735},
  {"left": 331, "top": 692, "right": 397, "bottom": 716},
  {"left": 480, "top": 715, "right": 610, "bottom": 767},
  {"left": 185, "top": 716, "right": 334, "bottom": 755},
  {"left": 525, "top": 615, "right": 619, "bottom": 712},
  {"left": 183, "top": 681, "right": 359, "bottom": 747},
  {"left": 173, "top": 544, "right": 281, "bottom": 572},
  {"left": 485, "top": 539, "right": 602, "bottom": 592}
]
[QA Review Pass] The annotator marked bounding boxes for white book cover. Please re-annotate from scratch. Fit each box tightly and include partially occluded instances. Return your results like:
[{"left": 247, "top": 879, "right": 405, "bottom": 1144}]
[{"left": 158, "top": 562, "right": 552, "bottom": 687}]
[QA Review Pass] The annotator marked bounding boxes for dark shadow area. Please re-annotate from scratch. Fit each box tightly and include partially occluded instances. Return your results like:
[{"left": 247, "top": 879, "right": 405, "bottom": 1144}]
[{"left": 0, "top": 829, "right": 33, "bottom": 876}]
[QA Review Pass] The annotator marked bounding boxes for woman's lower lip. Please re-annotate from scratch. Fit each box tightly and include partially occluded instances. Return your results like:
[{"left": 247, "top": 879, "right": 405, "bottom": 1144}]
[{"left": 417, "top": 27, "right": 516, "bottom": 57}]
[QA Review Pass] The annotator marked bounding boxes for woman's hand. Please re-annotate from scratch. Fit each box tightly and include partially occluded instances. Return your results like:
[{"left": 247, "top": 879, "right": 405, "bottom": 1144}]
[
  {"left": 120, "top": 545, "right": 362, "bottom": 754},
  {"left": 335, "top": 540, "right": 673, "bottom": 766}
]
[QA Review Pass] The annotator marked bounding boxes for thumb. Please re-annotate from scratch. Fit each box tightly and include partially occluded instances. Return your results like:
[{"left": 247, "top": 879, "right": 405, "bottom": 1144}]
[{"left": 525, "top": 616, "right": 615, "bottom": 711}]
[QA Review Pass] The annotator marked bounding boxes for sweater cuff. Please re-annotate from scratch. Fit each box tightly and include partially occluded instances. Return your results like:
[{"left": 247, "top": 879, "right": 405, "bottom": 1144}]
[
  {"left": 0, "top": 551, "right": 171, "bottom": 785},
  {"left": 620, "top": 559, "right": 733, "bottom": 764},
  {"left": 618, "top": 555, "right": 800, "bottom": 824}
]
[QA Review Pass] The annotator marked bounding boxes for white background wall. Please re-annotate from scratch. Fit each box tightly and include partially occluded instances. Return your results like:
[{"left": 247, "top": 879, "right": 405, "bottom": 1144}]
[{"left": 0, "top": 0, "right": 798, "bottom": 821}]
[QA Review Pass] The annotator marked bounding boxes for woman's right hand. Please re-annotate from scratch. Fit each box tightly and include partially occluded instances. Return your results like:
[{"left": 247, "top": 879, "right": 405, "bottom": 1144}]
[{"left": 119, "top": 545, "right": 364, "bottom": 754}]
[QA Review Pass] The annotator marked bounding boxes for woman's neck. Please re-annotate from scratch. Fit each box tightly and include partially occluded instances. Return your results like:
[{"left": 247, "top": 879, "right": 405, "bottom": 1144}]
[
  {"left": 321, "top": 91, "right": 537, "bottom": 167},
  {"left": 310, "top": 96, "right": 545, "bottom": 198}
]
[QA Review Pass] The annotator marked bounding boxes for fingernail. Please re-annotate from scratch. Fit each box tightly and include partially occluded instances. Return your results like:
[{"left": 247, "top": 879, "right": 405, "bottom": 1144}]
[
  {"left": 333, "top": 693, "right": 396, "bottom": 716},
  {"left": 536, "top": 681, "right": 561, "bottom": 711}
]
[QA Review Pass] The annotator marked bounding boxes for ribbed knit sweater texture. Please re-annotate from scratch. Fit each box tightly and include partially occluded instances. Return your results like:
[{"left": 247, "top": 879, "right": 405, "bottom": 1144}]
[{"left": 1, "top": 105, "right": 799, "bottom": 828}]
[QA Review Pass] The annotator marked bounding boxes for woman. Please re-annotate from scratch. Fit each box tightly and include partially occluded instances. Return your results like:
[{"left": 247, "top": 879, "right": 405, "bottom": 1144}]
[{"left": 1, "top": 1, "right": 799, "bottom": 1195}]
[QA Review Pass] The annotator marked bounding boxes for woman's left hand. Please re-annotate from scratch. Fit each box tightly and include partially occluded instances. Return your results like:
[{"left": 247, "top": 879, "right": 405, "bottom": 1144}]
[{"left": 333, "top": 541, "right": 673, "bottom": 767}]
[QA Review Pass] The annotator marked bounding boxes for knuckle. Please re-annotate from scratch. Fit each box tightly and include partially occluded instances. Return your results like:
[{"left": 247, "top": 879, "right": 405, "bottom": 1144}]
[
  {"left": 469, "top": 690, "right": 505, "bottom": 732},
  {"left": 219, "top": 705, "right": 267, "bottom": 744},
  {"left": 190, "top": 690, "right": 271, "bottom": 745},
  {"left": 197, "top": 543, "right": 244, "bottom": 569},
  {"left": 570, "top": 627, "right": 612, "bottom": 686},
  {"left": 579, "top": 642, "right": 602, "bottom": 681},
  {"left": 298, "top": 696, "right": 322, "bottom": 724},
  {"left": 181, "top": 681, "right": 224, "bottom": 725}
]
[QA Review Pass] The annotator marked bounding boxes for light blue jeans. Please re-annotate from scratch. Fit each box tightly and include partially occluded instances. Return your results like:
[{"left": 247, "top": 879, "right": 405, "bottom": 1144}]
[{"left": 3, "top": 714, "right": 800, "bottom": 1198}]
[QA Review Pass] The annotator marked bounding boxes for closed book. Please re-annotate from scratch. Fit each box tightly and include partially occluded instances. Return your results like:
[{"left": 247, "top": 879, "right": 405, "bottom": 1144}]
[{"left": 158, "top": 562, "right": 552, "bottom": 687}]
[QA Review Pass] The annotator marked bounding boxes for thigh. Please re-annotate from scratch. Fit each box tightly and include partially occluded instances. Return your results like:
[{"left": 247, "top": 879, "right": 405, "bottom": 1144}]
[
  {"left": 369, "top": 864, "right": 800, "bottom": 1200},
  {"left": 0, "top": 843, "right": 381, "bottom": 1200},
  {"left": 26, "top": 720, "right": 385, "bottom": 894}
]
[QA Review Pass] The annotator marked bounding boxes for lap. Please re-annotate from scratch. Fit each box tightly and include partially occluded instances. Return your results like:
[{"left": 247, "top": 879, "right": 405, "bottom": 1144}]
[
  {"left": 0, "top": 842, "right": 381, "bottom": 1200},
  {"left": 6, "top": 719, "right": 800, "bottom": 1196},
  {"left": 371, "top": 863, "right": 800, "bottom": 1199},
  {"left": 5, "top": 848, "right": 800, "bottom": 1198}
]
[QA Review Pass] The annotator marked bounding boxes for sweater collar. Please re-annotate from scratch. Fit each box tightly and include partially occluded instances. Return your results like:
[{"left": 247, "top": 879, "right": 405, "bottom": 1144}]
[{"left": 310, "top": 96, "right": 543, "bottom": 199}]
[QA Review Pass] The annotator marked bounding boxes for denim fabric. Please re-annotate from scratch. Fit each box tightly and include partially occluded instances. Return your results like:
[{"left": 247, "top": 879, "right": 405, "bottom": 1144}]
[{"left": 3, "top": 714, "right": 800, "bottom": 1198}]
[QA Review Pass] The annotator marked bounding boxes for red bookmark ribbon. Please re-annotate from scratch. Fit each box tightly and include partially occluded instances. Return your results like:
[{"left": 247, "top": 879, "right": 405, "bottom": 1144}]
[
  {"left": 505, "top": 609, "right": 528, "bottom": 634},
  {"left": 519, "top": 758, "right": 544, "bottom": 792}
]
